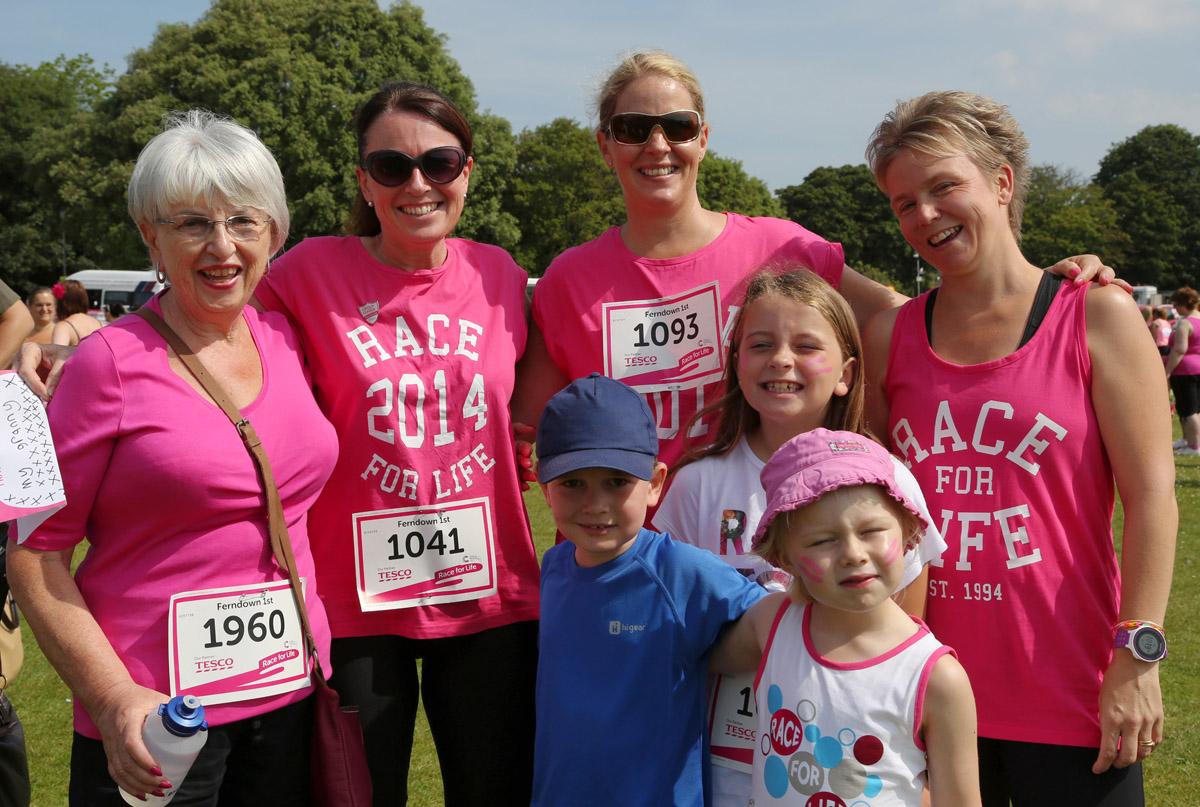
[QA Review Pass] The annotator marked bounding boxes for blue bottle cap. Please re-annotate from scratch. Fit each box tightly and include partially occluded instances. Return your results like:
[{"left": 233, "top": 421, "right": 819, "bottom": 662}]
[{"left": 159, "top": 695, "right": 209, "bottom": 737}]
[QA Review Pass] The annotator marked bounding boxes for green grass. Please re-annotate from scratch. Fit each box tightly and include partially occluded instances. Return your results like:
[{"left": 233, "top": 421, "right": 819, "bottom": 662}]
[{"left": 10, "top": 476, "right": 1197, "bottom": 805}]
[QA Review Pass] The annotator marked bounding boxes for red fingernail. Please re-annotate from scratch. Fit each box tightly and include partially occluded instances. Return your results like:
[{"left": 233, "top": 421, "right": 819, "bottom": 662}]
[
  {"left": 150, "top": 767, "right": 162, "bottom": 777},
  {"left": 1068, "top": 267, "right": 1081, "bottom": 279},
  {"left": 160, "top": 781, "right": 173, "bottom": 789},
  {"left": 153, "top": 791, "right": 165, "bottom": 798}
]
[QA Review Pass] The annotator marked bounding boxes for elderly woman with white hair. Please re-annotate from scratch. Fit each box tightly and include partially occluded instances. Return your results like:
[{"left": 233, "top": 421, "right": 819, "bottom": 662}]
[{"left": 8, "top": 110, "right": 337, "bottom": 804}]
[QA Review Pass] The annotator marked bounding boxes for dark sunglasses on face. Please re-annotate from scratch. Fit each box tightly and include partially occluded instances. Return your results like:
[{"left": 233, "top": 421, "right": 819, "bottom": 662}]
[
  {"left": 606, "top": 110, "right": 702, "bottom": 146},
  {"left": 362, "top": 146, "right": 468, "bottom": 186}
]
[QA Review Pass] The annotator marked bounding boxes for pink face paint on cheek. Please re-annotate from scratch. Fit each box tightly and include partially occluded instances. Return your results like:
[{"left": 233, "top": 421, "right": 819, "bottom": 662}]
[
  {"left": 882, "top": 536, "right": 902, "bottom": 566},
  {"left": 796, "top": 557, "right": 825, "bottom": 583},
  {"left": 799, "top": 354, "right": 833, "bottom": 375}
]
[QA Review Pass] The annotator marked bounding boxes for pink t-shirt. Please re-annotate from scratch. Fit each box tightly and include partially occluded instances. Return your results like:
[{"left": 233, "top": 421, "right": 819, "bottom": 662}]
[
  {"left": 1169, "top": 315, "right": 1200, "bottom": 375},
  {"left": 532, "top": 214, "right": 844, "bottom": 470},
  {"left": 256, "top": 236, "right": 540, "bottom": 639},
  {"left": 884, "top": 281, "right": 1119, "bottom": 747},
  {"left": 24, "top": 298, "right": 337, "bottom": 737}
]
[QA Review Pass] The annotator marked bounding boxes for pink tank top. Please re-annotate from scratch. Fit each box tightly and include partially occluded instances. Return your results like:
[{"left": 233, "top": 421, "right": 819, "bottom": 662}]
[
  {"left": 1169, "top": 315, "right": 1200, "bottom": 375},
  {"left": 884, "top": 281, "right": 1118, "bottom": 747}
]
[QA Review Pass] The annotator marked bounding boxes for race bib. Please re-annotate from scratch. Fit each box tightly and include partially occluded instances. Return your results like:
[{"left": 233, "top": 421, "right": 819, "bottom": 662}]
[
  {"left": 168, "top": 580, "right": 310, "bottom": 706},
  {"left": 708, "top": 672, "right": 757, "bottom": 774},
  {"left": 353, "top": 497, "right": 497, "bottom": 611},
  {"left": 602, "top": 282, "right": 724, "bottom": 393}
]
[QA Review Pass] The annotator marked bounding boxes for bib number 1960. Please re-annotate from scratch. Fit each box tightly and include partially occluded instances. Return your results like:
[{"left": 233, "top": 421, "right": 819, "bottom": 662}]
[{"left": 168, "top": 579, "right": 310, "bottom": 706}]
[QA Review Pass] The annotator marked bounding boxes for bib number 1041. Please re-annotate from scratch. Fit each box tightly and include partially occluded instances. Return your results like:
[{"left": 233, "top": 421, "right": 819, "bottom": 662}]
[{"left": 388, "top": 527, "right": 464, "bottom": 559}]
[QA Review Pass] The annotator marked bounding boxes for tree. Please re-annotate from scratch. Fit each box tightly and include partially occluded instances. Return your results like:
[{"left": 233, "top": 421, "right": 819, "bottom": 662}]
[
  {"left": 0, "top": 56, "right": 113, "bottom": 293},
  {"left": 1020, "top": 166, "right": 1131, "bottom": 276},
  {"left": 49, "top": 0, "right": 519, "bottom": 269},
  {"left": 504, "top": 118, "right": 624, "bottom": 274},
  {"left": 776, "top": 165, "right": 907, "bottom": 288},
  {"left": 1095, "top": 124, "right": 1200, "bottom": 287},
  {"left": 696, "top": 153, "right": 783, "bottom": 219}
]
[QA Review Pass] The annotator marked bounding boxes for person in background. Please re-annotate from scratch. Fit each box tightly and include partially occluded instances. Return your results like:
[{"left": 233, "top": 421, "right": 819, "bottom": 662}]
[
  {"left": 1165, "top": 287, "right": 1200, "bottom": 454},
  {"left": 51, "top": 279, "right": 101, "bottom": 347},
  {"left": 1150, "top": 308, "right": 1172, "bottom": 358},
  {"left": 105, "top": 302, "right": 128, "bottom": 323},
  {"left": 0, "top": 281, "right": 35, "bottom": 368},
  {"left": 864, "top": 90, "right": 1175, "bottom": 806},
  {"left": 24, "top": 288, "right": 56, "bottom": 346},
  {"left": 9, "top": 109, "right": 337, "bottom": 805}
]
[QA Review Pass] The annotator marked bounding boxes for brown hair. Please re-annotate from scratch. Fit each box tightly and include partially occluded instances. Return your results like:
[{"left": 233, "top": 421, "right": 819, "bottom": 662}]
[
  {"left": 673, "top": 265, "right": 867, "bottom": 476},
  {"left": 56, "top": 279, "right": 90, "bottom": 318},
  {"left": 866, "top": 90, "right": 1031, "bottom": 242},
  {"left": 1171, "top": 287, "right": 1200, "bottom": 311},
  {"left": 594, "top": 51, "right": 705, "bottom": 134},
  {"left": 346, "top": 82, "right": 473, "bottom": 236}
]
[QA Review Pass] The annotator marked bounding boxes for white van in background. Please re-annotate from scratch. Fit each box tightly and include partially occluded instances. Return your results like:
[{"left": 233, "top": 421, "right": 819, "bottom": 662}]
[{"left": 64, "top": 269, "right": 164, "bottom": 323}]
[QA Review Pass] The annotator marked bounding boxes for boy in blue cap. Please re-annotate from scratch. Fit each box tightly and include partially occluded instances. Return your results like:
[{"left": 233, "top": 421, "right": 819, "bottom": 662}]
[{"left": 532, "top": 373, "right": 765, "bottom": 806}]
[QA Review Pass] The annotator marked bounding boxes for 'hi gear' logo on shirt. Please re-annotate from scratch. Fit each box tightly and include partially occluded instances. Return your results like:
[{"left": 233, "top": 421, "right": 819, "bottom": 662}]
[{"left": 608, "top": 620, "right": 646, "bottom": 635}]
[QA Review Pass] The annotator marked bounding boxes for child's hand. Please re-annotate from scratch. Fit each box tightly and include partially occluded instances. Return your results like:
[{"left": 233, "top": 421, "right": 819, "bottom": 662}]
[{"left": 513, "top": 422, "right": 536, "bottom": 491}]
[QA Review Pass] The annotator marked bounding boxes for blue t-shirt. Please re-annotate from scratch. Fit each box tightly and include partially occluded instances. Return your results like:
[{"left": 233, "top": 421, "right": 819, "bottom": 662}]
[{"left": 533, "top": 528, "right": 766, "bottom": 806}]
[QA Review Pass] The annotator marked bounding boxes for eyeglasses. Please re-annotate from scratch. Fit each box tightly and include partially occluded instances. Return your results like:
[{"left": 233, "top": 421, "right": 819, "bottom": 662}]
[
  {"left": 362, "top": 146, "right": 469, "bottom": 186},
  {"left": 606, "top": 110, "right": 702, "bottom": 146},
  {"left": 156, "top": 214, "right": 272, "bottom": 242}
]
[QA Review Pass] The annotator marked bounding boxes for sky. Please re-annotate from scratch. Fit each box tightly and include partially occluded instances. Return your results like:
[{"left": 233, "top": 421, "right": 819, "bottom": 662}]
[{"left": 3, "top": 0, "right": 1198, "bottom": 192}]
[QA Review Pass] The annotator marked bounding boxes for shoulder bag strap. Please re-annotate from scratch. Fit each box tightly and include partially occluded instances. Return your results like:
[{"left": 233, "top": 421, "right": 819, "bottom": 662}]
[{"left": 132, "top": 307, "right": 322, "bottom": 669}]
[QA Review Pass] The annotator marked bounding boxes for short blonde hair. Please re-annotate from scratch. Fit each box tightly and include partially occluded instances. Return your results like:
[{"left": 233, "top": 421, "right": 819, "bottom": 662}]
[
  {"left": 865, "top": 91, "right": 1030, "bottom": 242},
  {"left": 595, "top": 51, "right": 705, "bottom": 134},
  {"left": 755, "top": 489, "right": 924, "bottom": 603}
]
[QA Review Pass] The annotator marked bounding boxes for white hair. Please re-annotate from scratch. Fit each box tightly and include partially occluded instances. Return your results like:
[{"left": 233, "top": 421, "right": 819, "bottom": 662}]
[{"left": 127, "top": 109, "right": 289, "bottom": 252}]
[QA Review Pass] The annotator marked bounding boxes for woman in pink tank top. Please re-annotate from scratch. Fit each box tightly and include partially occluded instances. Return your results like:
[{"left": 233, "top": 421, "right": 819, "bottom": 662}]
[
  {"left": 862, "top": 92, "right": 1175, "bottom": 807},
  {"left": 1165, "top": 287, "right": 1200, "bottom": 453}
]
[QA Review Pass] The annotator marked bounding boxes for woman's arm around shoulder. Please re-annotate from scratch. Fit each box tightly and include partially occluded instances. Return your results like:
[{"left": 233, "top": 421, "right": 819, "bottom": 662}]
[
  {"left": 1085, "top": 283, "right": 1176, "bottom": 772},
  {"left": 839, "top": 266, "right": 908, "bottom": 334},
  {"left": 862, "top": 305, "right": 903, "bottom": 446},
  {"left": 922, "top": 653, "right": 981, "bottom": 807}
]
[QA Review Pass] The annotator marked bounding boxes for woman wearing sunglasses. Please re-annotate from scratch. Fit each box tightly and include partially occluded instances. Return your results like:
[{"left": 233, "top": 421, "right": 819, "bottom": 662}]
[{"left": 251, "top": 81, "right": 539, "bottom": 806}]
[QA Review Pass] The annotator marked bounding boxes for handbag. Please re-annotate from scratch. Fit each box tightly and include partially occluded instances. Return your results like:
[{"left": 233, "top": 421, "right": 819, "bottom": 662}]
[{"left": 134, "top": 308, "right": 372, "bottom": 807}]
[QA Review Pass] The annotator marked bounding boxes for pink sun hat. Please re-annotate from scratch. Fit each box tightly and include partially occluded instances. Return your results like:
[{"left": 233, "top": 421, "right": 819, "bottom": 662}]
[{"left": 751, "top": 428, "right": 929, "bottom": 549}]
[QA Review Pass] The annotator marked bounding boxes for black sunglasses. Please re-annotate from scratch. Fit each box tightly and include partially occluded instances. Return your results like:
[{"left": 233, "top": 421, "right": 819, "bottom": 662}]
[
  {"left": 606, "top": 110, "right": 702, "bottom": 146},
  {"left": 362, "top": 146, "right": 468, "bottom": 186}
]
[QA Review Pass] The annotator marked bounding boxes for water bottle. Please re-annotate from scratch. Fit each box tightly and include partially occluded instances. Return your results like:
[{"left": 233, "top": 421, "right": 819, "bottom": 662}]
[{"left": 119, "top": 695, "right": 208, "bottom": 806}]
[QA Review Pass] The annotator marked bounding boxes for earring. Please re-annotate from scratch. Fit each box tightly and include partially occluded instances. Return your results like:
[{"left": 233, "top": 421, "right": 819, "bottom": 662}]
[
  {"left": 367, "top": 201, "right": 374, "bottom": 208},
  {"left": 155, "top": 265, "right": 166, "bottom": 284}
]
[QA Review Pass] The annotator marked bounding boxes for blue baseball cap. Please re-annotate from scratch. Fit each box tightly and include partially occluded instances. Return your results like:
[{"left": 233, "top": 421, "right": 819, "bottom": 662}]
[{"left": 536, "top": 373, "right": 659, "bottom": 483}]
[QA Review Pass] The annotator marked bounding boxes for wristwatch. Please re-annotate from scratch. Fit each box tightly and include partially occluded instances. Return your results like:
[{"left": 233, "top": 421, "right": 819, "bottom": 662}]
[{"left": 1113, "top": 620, "right": 1168, "bottom": 663}]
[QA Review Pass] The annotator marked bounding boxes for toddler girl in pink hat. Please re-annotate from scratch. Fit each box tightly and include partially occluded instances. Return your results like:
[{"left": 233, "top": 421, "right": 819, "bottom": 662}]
[{"left": 712, "top": 428, "right": 980, "bottom": 806}]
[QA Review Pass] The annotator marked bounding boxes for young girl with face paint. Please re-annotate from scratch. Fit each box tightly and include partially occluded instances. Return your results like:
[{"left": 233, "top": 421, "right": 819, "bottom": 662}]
[
  {"left": 653, "top": 267, "right": 947, "bottom": 806},
  {"left": 710, "top": 429, "right": 980, "bottom": 807}
]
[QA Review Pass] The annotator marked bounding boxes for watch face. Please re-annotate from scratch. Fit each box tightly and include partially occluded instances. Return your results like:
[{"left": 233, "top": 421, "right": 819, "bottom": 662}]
[{"left": 1133, "top": 627, "right": 1167, "bottom": 661}]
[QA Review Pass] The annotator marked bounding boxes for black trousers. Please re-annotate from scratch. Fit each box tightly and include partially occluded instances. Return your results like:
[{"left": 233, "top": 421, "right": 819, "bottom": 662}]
[
  {"left": 69, "top": 694, "right": 313, "bottom": 806},
  {"left": 979, "top": 736, "right": 1144, "bottom": 807},
  {"left": 329, "top": 620, "right": 538, "bottom": 807}
]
